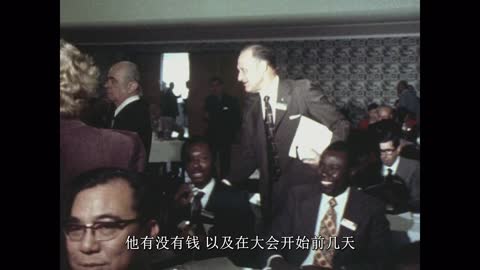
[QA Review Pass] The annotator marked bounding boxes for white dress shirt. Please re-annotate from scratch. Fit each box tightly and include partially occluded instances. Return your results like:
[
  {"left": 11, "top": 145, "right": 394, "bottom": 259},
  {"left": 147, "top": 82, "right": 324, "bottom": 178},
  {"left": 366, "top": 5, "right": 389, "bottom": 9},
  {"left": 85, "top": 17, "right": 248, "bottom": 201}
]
[
  {"left": 191, "top": 178, "right": 216, "bottom": 208},
  {"left": 258, "top": 75, "right": 280, "bottom": 122},
  {"left": 301, "top": 188, "right": 351, "bottom": 266},
  {"left": 382, "top": 156, "right": 400, "bottom": 176}
]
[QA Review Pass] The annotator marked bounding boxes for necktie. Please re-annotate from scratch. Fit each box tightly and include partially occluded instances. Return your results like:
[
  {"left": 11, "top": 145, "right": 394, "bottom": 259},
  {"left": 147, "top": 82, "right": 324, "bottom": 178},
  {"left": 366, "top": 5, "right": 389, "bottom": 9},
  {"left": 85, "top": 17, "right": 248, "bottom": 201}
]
[
  {"left": 191, "top": 191, "right": 205, "bottom": 220},
  {"left": 191, "top": 191, "right": 206, "bottom": 237},
  {"left": 314, "top": 198, "right": 337, "bottom": 268},
  {"left": 385, "top": 168, "right": 393, "bottom": 183},
  {"left": 263, "top": 96, "right": 281, "bottom": 182}
]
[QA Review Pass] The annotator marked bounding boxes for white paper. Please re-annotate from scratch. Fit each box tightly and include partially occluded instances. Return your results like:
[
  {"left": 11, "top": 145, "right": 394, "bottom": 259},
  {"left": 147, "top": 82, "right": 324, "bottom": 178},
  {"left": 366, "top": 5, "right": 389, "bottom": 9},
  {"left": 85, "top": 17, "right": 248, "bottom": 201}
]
[{"left": 288, "top": 115, "right": 333, "bottom": 160}]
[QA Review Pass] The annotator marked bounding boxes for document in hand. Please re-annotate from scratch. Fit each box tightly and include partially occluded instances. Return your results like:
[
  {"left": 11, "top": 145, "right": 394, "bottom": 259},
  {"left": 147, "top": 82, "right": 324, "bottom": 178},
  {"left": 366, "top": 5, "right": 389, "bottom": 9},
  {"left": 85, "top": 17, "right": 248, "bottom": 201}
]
[{"left": 288, "top": 115, "right": 333, "bottom": 160}]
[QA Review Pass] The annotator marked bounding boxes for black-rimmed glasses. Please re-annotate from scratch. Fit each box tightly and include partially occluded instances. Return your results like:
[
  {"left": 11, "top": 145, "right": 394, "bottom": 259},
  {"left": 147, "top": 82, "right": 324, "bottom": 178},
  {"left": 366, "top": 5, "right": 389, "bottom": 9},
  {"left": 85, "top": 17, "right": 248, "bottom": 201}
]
[
  {"left": 379, "top": 148, "right": 396, "bottom": 155},
  {"left": 63, "top": 218, "right": 139, "bottom": 241}
]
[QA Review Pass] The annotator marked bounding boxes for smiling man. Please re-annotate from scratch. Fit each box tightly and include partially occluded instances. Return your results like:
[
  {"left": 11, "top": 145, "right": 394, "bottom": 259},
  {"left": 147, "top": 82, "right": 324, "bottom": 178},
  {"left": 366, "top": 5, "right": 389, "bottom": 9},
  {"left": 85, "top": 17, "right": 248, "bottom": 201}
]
[
  {"left": 169, "top": 137, "right": 256, "bottom": 266},
  {"left": 62, "top": 168, "right": 161, "bottom": 270},
  {"left": 264, "top": 141, "right": 392, "bottom": 270}
]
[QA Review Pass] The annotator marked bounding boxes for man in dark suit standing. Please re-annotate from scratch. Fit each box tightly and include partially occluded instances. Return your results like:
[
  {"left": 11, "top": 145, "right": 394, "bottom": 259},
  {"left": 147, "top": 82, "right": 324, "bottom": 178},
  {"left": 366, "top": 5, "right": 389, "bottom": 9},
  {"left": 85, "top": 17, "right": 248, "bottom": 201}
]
[
  {"left": 204, "top": 77, "right": 241, "bottom": 179},
  {"left": 264, "top": 141, "right": 392, "bottom": 270},
  {"left": 169, "top": 137, "right": 255, "bottom": 266},
  {"left": 105, "top": 61, "right": 152, "bottom": 156},
  {"left": 226, "top": 44, "right": 350, "bottom": 229}
]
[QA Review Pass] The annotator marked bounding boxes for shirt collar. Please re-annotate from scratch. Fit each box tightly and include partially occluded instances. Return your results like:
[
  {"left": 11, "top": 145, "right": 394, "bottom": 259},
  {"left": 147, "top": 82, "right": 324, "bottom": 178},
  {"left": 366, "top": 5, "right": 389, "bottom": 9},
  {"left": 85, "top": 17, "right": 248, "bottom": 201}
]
[
  {"left": 192, "top": 178, "right": 215, "bottom": 197},
  {"left": 382, "top": 156, "right": 400, "bottom": 175},
  {"left": 114, "top": 95, "right": 140, "bottom": 117},
  {"left": 259, "top": 75, "right": 279, "bottom": 103},
  {"left": 322, "top": 187, "right": 350, "bottom": 204}
]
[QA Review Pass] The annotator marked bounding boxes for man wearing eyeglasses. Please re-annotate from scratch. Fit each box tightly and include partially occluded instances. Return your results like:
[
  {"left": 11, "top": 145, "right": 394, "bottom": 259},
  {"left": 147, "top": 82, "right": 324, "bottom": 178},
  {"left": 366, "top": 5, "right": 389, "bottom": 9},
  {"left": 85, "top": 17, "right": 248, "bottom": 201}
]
[
  {"left": 62, "top": 168, "right": 161, "bottom": 270},
  {"left": 377, "top": 128, "right": 420, "bottom": 212},
  {"left": 354, "top": 123, "right": 420, "bottom": 213}
]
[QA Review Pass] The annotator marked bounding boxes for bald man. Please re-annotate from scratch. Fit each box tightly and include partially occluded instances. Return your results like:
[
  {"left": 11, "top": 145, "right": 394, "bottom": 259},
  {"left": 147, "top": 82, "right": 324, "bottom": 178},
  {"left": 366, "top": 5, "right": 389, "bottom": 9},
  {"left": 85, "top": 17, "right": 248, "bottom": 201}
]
[{"left": 105, "top": 61, "right": 152, "bottom": 155}]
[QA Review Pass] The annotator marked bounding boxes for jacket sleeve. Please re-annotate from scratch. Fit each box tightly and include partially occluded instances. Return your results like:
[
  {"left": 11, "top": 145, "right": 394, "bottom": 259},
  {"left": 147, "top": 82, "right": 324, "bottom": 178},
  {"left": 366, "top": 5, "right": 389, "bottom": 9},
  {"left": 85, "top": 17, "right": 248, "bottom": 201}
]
[
  {"left": 338, "top": 203, "right": 393, "bottom": 270},
  {"left": 130, "top": 135, "right": 147, "bottom": 172},
  {"left": 226, "top": 108, "right": 259, "bottom": 185}
]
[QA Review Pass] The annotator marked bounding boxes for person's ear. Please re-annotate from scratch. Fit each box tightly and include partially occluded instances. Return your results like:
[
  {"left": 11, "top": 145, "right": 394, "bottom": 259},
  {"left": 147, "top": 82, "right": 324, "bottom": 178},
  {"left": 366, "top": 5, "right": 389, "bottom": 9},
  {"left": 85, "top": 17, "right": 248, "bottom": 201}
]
[
  {"left": 257, "top": 60, "right": 268, "bottom": 73},
  {"left": 147, "top": 220, "right": 160, "bottom": 238},
  {"left": 127, "top": 81, "right": 139, "bottom": 94}
]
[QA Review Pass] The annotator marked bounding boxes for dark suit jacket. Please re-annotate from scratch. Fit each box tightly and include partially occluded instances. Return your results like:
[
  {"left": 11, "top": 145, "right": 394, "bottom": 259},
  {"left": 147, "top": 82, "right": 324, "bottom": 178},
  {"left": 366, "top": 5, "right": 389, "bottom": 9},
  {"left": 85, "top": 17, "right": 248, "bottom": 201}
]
[
  {"left": 267, "top": 184, "right": 392, "bottom": 270},
  {"left": 227, "top": 79, "right": 350, "bottom": 223},
  {"left": 396, "top": 157, "right": 420, "bottom": 209},
  {"left": 113, "top": 98, "right": 152, "bottom": 156},
  {"left": 169, "top": 180, "right": 255, "bottom": 238},
  {"left": 60, "top": 119, "right": 146, "bottom": 194},
  {"left": 168, "top": 180, "right": 256, "bottom": 265},
  {"left": 353, "top": 157, "right": 420, "bottom": 211}
]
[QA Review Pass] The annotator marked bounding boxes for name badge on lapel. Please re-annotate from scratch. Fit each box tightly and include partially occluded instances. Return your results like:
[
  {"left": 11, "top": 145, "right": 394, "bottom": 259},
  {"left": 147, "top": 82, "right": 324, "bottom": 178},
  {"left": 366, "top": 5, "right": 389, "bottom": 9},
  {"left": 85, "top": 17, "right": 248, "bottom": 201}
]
[
  {"left": 276, "top": 103, "right": 287, "bottom": 111},
  {"left": 289, "top": 114, "right": 301, "bottom": 120},
  {"left": 340, "top": 218, "right": 357, "bottom": 231},
  {"left": 222, "top": 106, "right": 229, "bottom": 111}
]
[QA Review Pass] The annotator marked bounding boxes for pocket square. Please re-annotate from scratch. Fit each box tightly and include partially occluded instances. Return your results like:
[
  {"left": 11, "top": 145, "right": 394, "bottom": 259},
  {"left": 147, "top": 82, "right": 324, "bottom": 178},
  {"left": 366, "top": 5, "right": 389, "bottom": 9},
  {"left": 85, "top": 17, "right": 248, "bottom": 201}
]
[{"left": 289, "top": 114, "right": 301, "bottom": 120}]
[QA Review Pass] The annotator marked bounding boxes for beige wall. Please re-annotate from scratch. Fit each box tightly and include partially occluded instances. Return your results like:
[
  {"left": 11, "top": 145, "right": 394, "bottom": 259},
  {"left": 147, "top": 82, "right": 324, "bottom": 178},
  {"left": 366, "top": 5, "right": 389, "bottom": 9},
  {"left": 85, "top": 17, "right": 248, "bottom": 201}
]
[{"left": 61, "top": 0, "right": 419, "bottom": 27}]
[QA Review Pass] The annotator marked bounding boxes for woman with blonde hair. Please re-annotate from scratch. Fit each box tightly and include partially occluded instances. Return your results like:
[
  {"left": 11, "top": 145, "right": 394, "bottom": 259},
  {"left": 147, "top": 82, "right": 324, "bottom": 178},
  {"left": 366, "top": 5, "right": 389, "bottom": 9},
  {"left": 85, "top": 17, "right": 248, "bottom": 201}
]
[{"left": 60, "top": 39, "right": 146, "bottom": 188}]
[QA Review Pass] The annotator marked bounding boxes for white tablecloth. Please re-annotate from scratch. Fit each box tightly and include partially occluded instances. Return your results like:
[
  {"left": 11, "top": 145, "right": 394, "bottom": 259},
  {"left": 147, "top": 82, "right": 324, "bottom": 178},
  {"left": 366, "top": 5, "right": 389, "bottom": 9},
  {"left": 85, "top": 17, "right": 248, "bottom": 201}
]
[
  {"left": 387, "top": 212, "right": 420, "bottom": 243},
  {"left": 148, "top": 138, "right": 184, "bottom": 163}
]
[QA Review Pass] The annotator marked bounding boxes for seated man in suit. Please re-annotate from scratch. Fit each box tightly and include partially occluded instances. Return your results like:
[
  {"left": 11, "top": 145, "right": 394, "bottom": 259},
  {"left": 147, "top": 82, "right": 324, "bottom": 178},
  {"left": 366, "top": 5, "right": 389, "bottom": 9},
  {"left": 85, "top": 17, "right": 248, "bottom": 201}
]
[
  {"left": 264, "top": 141, "right": 392, "bottom": 270},
  {"left": 354, "top": 122, "right": 420, "bottom": 213},
  {"left": 376, "top": 127, "right": 420, "bottom": 212},
  {"left": 168, "top": 137, "right": 256, "bottom": 267},
  {"left": 62, "top": 168, "right": 162, "bottom": 270}
]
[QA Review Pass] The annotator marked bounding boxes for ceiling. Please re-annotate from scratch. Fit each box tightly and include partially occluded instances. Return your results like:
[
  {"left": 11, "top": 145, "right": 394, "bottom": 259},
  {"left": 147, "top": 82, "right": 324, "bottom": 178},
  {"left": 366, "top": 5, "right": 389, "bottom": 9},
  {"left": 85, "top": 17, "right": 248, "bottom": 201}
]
[{"left": 60, "top": 0, "right": 420, "bottom": 44}]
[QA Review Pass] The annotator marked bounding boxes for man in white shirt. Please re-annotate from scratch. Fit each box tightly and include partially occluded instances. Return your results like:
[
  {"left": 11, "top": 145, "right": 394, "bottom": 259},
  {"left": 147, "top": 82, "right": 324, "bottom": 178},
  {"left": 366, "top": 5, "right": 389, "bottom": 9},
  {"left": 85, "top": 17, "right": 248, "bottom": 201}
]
[
  {"left": 170, "top": 137, "right": 256, "bottom": 266},
  {"left": 227, "top": 44, "right": 350, "bottom": 229},
  {"left": 378, "top": 129, "right": 420, "bottom": 212},
  {"left": 264, "top": 141, "right": 392, "bottom": 270},
  {"left": 105, "top": 61, "right": 152, "bottom": 155}
]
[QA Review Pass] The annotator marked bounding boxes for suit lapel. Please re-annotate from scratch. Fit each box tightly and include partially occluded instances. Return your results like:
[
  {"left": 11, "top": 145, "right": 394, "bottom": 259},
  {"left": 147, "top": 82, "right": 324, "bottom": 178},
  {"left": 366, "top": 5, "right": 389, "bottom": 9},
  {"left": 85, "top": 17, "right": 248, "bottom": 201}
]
[
  {"left": 335, "top": 190, "right": 364, "bottom": 262},
  {"left": 301, "top": 190, "right": 322, "bottom": 237},
  {"left": 274, "top": 80, "right": 293, "bottom": 130},
  {"left": 396, "top": 157, "right": 407, "bottom": 179}
]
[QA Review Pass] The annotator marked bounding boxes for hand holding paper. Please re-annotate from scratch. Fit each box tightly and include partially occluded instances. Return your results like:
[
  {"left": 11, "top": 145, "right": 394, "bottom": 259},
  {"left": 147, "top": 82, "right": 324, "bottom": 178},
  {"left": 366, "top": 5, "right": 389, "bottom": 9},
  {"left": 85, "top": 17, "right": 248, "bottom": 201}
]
[{"left": 289, "top": 115, "right": 333, "bottom": 165}]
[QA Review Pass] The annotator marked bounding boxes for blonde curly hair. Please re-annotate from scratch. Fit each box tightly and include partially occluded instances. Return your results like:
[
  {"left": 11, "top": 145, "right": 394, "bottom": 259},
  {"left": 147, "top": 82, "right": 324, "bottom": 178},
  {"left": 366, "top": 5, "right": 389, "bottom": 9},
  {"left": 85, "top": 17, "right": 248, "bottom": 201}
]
[{"left": 60, "top": 39, "right": 100, "bottom": 118}]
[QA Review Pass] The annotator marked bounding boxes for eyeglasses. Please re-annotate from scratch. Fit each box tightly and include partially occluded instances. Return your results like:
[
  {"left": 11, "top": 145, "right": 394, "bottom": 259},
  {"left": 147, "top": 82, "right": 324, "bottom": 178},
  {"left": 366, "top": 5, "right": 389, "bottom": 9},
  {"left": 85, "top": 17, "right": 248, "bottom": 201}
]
[
  {"left": 63, "top": 218, "right": 139, "bottom": 241},
  {"left": 379, "top": 148, "right": 396, "bottom": 155}
]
